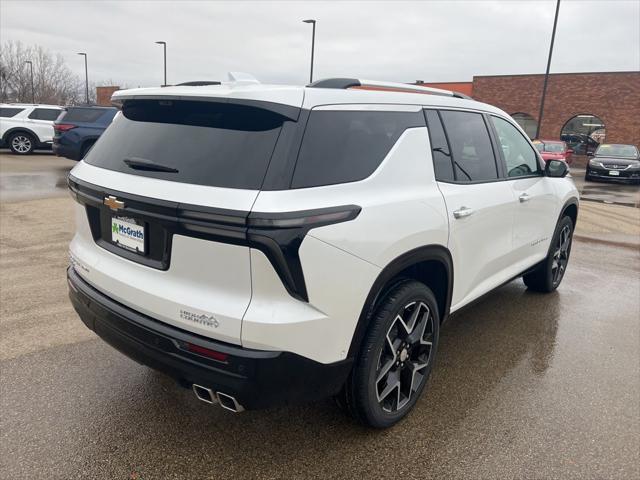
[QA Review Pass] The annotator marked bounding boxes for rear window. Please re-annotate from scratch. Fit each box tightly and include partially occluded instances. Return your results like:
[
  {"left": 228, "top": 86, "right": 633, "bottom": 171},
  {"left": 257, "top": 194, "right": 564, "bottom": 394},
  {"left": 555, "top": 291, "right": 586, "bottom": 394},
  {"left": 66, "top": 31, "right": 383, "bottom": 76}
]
[
  {"left": 61, "top": 108, "right": 112, "bottom": 123},
  {"left": 85, "top": 100, "right": 289, "bottom": 190},
  {"left": 291, "top": 110, "right": 424, "bottom": 188},
  {"left": 0, "top": 107, "right": 24, "bottom": 118}
]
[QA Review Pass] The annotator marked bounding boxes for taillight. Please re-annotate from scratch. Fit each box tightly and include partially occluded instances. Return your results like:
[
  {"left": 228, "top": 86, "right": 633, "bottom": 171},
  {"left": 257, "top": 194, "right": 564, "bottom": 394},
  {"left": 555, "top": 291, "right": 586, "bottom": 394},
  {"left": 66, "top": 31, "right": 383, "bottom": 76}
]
[{"left": 54, "top": 124, "right": 76, "bottom": 132}]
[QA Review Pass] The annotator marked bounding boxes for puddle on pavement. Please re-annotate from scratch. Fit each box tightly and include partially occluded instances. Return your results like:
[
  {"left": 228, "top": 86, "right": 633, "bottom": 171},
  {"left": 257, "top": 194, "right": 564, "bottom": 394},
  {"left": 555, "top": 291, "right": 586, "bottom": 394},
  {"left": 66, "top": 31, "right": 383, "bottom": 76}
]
[
  {"left": 580, "top": 184, "right": 640, "bottom": 207},
  {"left": 0, "top": 170, "right": 72, "bottom": 202}
]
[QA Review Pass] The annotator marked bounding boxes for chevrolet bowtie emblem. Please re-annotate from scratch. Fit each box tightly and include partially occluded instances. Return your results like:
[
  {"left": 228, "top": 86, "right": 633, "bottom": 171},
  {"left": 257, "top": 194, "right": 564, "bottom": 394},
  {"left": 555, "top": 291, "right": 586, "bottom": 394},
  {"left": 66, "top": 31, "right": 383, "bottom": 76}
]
[{"left": 104, "top": 195, "right": 125, "bottom": 211}]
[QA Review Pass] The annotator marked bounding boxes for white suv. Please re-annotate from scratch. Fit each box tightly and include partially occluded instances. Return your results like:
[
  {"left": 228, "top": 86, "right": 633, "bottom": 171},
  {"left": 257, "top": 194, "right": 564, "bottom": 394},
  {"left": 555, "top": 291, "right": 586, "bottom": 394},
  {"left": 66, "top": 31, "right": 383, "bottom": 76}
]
[
  {"left": 67, "top": 77, "right": 578, "bottom": 427},
  {"left": 0, "top": 104, "right": 63, "bottom": 154}
]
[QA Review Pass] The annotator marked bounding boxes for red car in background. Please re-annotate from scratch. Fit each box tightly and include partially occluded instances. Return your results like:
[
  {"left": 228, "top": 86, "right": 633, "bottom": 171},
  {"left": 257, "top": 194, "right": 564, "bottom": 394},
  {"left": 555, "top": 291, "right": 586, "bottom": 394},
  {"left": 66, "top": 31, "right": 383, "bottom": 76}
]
[{"left": 532, "top": 140, "right": 574, "bottom": 165}]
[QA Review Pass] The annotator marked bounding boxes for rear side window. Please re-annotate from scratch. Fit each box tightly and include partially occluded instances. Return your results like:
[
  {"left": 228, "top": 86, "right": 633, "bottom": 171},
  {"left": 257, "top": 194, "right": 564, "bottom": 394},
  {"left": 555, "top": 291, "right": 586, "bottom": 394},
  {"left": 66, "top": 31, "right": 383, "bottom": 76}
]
[
  {"left": 85, "top": 100, "right": 288, "bottom": 190},
  {"left": 28, "top": 108, "right": 61, "bottom": 121},
  {"left": 424, "top": 109, "right": 454, "bottom": 182},
  {"left": 439, "top": 110, "right": 498, "bottom": 182},
  {"left": 62, "top": 108, "right": 112, "bottom": 123},
  {"left": 0, "top": 107, "right": 24, "bottom": 118},
  {"left": 291, "top": 110, "right": 424, "bottom": 188}
]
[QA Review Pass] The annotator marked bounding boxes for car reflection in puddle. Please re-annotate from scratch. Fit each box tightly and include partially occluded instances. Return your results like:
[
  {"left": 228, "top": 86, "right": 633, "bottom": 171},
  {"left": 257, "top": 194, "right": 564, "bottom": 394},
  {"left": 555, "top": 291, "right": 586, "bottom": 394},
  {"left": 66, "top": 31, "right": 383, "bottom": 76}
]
[{"left": 0, "top": 170, "right": 72, "bottom": 202}]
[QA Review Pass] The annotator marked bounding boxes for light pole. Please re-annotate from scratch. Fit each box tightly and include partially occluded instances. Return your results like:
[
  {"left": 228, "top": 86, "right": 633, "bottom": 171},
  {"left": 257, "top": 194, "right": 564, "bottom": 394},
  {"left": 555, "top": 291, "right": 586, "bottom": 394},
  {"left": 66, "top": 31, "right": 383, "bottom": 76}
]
[
  {"left": 77, "top": 52, "right": 89, "bottom": 104},
  {"left": 535, "top": 0, "right": 561, "bottom": 139},
  {"left": 155, "top": 41, "right": 167, "bottom": 86},
  {"left": 24, "top": 60, "right": 34, "bottom": 103},
  {"left": 303, "top": 19, "right": 316, "bottom": 83}
]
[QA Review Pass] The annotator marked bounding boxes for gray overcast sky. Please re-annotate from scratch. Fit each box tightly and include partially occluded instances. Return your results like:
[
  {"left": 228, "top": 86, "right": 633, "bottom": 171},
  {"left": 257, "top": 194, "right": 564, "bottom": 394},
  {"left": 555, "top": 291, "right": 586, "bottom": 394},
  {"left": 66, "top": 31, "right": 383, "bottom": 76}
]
[{"left": 1, "top": 0, "right": 638, "bottom": 88}]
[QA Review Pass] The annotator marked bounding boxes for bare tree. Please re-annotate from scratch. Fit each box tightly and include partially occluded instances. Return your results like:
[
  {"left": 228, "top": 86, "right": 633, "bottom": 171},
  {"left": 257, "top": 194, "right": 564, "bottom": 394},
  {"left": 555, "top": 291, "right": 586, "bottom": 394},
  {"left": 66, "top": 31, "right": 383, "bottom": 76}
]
[{"left": 0, "top": 41, "right": 83, "bottom": 105}]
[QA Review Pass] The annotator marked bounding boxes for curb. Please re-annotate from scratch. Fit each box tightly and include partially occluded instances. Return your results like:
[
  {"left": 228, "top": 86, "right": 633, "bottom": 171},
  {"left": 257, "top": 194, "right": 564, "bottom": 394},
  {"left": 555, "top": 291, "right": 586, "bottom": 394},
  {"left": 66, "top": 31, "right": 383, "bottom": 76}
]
[{"left": 574, "top": 234, "right": 639, "bottom": 251}]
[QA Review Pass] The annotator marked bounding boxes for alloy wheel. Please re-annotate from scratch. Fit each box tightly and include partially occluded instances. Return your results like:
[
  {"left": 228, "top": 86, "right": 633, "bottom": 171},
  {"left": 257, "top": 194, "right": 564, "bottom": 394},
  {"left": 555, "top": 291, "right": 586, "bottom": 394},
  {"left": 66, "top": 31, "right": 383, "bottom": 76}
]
[
  {"left": 375, "top": 301, "right": 435, "bottom": 413},
  {"left": 11, "top": 135, "right": 32, "bottom": 153},
  {"left": 552, "top": 224, "right": 571, "bottom": 286}
]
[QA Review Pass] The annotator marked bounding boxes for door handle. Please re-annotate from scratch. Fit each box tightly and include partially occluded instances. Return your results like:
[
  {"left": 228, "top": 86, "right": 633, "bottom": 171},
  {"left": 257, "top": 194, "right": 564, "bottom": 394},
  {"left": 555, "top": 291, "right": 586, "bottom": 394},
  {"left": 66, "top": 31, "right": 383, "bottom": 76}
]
[
  {"left": 453, "top": 206, "right": 474, "bottom": 219},
  {"left": 519, "top": 193, "right": 530, "bottom": 203}
]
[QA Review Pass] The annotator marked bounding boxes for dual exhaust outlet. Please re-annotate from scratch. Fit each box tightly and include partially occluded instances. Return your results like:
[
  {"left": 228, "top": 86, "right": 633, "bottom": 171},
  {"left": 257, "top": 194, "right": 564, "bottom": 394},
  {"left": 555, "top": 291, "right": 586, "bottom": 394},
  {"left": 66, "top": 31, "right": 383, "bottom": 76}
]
[{"left": 192, "top": 384, "right": 245, "bottom": 413}]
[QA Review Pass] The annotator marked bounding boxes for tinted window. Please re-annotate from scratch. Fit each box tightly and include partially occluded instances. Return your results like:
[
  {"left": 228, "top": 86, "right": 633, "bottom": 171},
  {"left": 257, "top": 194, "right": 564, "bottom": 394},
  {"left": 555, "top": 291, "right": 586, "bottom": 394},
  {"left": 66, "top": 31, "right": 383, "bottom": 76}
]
[
  {"left": 28, "top": 108, "right": 61, "bottom": 121},
  {"left": 292, "top": 110, "right": 423, "bottom": 188},
  {"left": 86, "top": 100, "right": 288, "bottom": 190},
  {"left": 439, "top": 110, "right": 497, "bottom": 182},
  {"left": 0, "top": 107, "right": 24, "bottom": 118},
  {"left": 62, "top": 107, "right": 114, "bottom": 123},
  {"left": 424, "top": 109, "right": 454, "bottom": 181},
  {"left": 491, "top": 116, "right": 541, "bottom": 177}
]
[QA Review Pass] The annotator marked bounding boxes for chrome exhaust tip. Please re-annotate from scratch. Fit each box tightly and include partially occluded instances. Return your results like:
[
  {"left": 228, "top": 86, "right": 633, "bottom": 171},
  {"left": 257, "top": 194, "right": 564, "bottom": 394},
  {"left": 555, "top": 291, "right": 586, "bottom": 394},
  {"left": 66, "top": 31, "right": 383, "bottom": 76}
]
[
  {"left": 191, "top": 384, "right": 245, "bottom": 412},
  {"left": 192, "top": 384, "right": 217, "bottom": 405},
  {"left": 216, "top": 391, "right": 245, "bottom": 413}
]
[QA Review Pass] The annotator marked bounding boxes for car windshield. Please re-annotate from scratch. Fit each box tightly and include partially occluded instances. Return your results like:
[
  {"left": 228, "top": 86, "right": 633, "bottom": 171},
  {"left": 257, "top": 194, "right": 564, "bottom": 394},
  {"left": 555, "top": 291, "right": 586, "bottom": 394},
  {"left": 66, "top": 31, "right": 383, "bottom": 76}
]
[{"left": 595, "top": 144, "right": 639, "bottom": 158}]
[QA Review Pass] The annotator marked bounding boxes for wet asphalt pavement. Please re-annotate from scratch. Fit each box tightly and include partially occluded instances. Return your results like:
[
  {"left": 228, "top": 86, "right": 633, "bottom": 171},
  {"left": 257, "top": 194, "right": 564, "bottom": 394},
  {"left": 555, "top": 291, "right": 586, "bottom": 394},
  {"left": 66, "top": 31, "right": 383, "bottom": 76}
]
[
  {"left": 1, "top": 152, "right": 639, "bottom": 479},
  {"left": 0, "top": 152, "right": 76, "bottom": 203},
  {"left": 571, "top": 167, "right": 640, "bottom": 208}
]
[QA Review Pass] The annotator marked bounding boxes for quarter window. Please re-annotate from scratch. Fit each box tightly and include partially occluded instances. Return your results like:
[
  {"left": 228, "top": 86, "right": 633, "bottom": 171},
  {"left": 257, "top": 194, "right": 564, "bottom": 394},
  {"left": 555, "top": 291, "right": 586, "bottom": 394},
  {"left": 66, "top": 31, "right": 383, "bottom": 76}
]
[
  {"left": 439, "top": 110, "right": 497, "bottom": 182},
  {"left": 491, "top": 116, "right": 541, "bottom": 178},
  {"left": 291, "top": 110, "right": 424, "bottom": 188},
  {"left": 28, "top": 108, "right": 61, "bottom": 121},
  {"left": 0, "top": 107, "right": 24, "bottom": 118}
]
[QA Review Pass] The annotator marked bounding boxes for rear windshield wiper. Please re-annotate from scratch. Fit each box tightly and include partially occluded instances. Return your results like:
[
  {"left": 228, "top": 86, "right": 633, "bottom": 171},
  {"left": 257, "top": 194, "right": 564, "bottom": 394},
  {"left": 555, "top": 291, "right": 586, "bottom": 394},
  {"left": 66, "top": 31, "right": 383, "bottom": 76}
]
[{"left": 123, "top": 157, "right": 179, "bottom": 173}]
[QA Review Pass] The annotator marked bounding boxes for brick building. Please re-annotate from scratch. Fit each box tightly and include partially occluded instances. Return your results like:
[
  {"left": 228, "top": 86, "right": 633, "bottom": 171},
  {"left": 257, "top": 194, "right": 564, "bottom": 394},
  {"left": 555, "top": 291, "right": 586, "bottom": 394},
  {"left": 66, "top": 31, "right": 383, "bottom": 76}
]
[
  {"left": 422, "top": 71, "right": 640, "bottom": 147},
  {"left": 96, "top": 86, "right": 120, "bottom": 107}
]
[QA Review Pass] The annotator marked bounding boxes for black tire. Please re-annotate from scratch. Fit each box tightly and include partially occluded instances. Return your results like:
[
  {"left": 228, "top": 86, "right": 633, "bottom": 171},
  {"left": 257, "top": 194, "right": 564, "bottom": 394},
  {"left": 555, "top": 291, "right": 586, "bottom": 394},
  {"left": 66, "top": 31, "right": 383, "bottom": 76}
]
[
  {"left": 523, "top": 215, "right": 574, "bottom": 293},
  {"left": 8, "top": 131, "right": 36, "bottom": 155},
  {"left": 584, "top": 173, "right": 591, "bottom": 182},
  {"left": 338, "top": 280, "right": 440, "bottom": 428}
]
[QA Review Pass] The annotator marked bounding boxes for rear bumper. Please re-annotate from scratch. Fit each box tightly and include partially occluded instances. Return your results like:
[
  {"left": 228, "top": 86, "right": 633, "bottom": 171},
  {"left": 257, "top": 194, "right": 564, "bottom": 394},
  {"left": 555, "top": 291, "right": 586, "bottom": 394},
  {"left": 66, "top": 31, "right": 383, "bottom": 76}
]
[
  {"left": 52, "top": 140, "right": 82, "bottom": 160},
  {"left": 67, "top": 266, "right": 352, "bottom": 409}
]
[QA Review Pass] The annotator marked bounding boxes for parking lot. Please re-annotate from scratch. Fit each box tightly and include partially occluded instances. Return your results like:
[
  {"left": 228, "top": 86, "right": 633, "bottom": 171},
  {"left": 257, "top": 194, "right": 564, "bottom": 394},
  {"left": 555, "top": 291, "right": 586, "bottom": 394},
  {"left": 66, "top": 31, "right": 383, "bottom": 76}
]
[{"left": 1, "top": 152, "right": 639, "bottom": 479}]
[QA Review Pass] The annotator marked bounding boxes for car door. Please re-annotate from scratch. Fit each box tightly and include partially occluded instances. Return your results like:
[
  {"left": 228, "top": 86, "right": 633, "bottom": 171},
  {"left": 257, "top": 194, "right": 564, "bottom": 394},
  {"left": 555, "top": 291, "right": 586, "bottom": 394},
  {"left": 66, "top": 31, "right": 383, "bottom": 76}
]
[
  {"left": 426, "top": 109, "right": 516, "bottom": 312},
  {"left": 489, "top": 115, "right": 558, "bottom": 274},
  {"left": 26, "top": 108, "right": 61, "bottom": 143}
]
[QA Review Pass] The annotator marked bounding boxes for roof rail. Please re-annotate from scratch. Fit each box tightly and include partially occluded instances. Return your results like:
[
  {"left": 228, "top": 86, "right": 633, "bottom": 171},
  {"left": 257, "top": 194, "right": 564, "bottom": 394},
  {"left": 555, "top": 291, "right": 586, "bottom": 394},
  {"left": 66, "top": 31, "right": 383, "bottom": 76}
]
[
  {"left": 308, "top": 78, "right": 472, "bottom": 100},
  {"left": 176, "top": 81, "right": 222, "bottom": 86}
]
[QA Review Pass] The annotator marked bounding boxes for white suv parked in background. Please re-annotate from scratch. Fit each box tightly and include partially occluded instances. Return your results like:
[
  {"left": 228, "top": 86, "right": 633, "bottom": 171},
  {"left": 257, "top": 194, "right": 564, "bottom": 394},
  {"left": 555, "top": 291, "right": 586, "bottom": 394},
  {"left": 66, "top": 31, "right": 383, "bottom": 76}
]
[
  {"left": 0, "top": 104, "right": 63, "bottom": 154},
  {"left": 67, "top": 77, "right": 578, "bottom": 427}
]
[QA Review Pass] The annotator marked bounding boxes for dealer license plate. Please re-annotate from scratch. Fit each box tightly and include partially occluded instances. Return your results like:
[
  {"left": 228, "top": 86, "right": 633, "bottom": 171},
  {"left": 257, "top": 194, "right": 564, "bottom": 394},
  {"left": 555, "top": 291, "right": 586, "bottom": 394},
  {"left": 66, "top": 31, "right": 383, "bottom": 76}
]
[{"left": 111, "top": 216, "right": 145, "bottom": 254}]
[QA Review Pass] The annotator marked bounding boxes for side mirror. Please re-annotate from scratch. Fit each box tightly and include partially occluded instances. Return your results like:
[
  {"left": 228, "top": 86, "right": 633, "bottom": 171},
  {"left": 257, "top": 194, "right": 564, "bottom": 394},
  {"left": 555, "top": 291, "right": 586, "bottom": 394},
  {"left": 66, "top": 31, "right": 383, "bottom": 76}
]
[{"left": 545, "top": 159, "right": 569, "bottom": 178}]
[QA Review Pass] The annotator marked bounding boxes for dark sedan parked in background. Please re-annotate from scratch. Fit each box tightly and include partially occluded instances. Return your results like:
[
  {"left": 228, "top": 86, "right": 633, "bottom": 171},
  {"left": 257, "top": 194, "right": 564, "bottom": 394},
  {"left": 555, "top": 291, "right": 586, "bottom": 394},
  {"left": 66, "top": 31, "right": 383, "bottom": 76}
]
[
  {"left": 53, "top": 106, "right": 117, "bottom": 161},
  {"left": 585, "top": 144, "right": 640, "bottom": 184}
]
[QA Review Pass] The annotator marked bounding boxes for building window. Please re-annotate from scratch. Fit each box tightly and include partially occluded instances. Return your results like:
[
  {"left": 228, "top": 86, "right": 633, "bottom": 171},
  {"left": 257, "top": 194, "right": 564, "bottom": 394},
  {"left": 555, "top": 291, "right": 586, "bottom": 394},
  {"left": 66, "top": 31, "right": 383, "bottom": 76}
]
[
  {"left": 511, "top": 113, "right": 537, "bottom": 139},
  {"left": 561, "top": 114, "right": 605, "bottom": 155}
]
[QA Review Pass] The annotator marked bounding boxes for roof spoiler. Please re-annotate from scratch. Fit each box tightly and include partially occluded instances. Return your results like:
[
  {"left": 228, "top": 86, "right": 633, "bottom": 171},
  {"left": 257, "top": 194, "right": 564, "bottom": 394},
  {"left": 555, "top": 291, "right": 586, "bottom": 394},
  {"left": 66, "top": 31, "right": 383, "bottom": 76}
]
[{"left": 308, "top": 78, "right": 472, "bottom": 100}]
